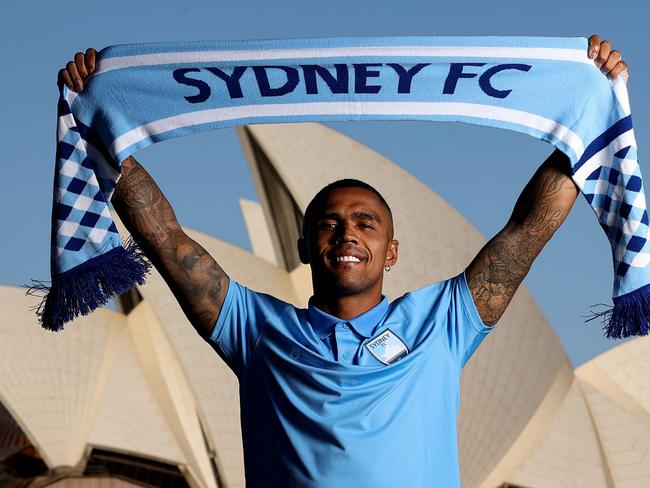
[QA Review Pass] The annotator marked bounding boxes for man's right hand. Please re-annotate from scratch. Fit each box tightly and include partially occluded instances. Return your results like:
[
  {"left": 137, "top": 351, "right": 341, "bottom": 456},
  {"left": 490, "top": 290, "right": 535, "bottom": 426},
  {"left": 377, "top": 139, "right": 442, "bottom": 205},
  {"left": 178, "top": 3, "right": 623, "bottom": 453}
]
[
  {"left": 58, "top": 48, "right": 97, "bottom": 91},
  {"left": 57, "top": 47, "right": 230, "bottom": 339}
]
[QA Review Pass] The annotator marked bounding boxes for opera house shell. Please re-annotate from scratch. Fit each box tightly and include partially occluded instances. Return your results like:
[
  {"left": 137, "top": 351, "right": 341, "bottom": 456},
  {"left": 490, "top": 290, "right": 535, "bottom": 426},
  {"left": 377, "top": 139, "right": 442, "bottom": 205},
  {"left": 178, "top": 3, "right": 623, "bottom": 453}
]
[{"left": 1, "top": 123, "right": 649, "bottom": 487}]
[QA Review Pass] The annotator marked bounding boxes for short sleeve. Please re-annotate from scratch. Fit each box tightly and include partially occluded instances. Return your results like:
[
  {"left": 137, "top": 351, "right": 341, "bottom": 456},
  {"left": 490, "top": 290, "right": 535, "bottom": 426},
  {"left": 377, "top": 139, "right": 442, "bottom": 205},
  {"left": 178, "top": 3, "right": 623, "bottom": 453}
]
[
  {"left": 405, "top": 271, "right": 495, "bottom": 369},
  {"left": 205, "top": 279, "right": 288, "bottom": 376},
  {"left": 448, "top": 271, "right": 495, "bottom": 368}
]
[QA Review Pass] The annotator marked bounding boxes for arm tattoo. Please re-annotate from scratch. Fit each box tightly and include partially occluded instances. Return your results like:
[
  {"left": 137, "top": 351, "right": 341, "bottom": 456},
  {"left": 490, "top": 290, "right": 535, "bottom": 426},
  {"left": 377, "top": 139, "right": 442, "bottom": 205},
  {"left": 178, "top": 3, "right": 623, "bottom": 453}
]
[
  {"left": 467, "top": 230, "right": 535, "bottom": 325},
  {"left": 466, "top": 151, "right": 579, "bottom": 325},
  {"left": 153, "top": 236, "right": 228, "bottom": 338},
  {"left": 111, "top": 156, "right": 228, "bottom": 337},
  {"left": 112, "top": 157, "right": 179, "bottom": 248}
]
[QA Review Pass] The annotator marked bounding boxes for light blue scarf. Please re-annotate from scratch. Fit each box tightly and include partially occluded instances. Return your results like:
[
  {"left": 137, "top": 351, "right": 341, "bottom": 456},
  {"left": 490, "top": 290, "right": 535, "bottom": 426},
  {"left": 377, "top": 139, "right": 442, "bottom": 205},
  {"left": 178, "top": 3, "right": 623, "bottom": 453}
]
[{"left": 34, "top": 36, "right": 646, "bottom": 337}]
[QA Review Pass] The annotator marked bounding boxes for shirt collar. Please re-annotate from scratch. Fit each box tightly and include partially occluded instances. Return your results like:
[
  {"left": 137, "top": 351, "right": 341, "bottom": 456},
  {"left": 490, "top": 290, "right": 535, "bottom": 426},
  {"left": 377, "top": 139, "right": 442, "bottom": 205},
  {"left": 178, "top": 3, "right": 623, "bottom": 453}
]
[{"left": 307, "top": 296, "right": 389, "bottom": 339}]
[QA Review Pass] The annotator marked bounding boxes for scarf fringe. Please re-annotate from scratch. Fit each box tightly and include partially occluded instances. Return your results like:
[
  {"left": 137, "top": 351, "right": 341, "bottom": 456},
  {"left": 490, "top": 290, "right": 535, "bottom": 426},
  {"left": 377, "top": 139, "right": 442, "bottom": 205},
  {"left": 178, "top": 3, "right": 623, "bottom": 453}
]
[
  {"left": 25, "top": 236, "right": 151, "bottom": 331},
  {"left": 586, "top": 284, "right": 650, "bottom": 339}
]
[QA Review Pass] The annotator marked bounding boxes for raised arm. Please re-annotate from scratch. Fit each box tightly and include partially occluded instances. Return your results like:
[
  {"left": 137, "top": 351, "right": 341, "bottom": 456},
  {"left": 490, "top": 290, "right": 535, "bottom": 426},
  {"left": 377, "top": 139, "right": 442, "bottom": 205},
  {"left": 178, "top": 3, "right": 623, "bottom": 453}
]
[
  {"left": 59, "top": 49, "right": 229, "bottom": 338},
  {"left": 465, "top": 150, "right": 578, "bottom": 325},
  {"left": 112, "top": 156, "right": 229, "bottom": 338},
  {"left": 465, "top": 34, "right": 629, "bottom": 326}
]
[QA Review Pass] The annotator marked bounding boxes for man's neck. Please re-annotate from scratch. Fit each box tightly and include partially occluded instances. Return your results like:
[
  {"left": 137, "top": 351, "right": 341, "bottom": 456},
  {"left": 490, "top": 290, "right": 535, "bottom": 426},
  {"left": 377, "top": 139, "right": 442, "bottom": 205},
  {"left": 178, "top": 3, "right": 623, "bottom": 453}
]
[{"left": 310, "top": 292, "right": 383, "bottom": 321}]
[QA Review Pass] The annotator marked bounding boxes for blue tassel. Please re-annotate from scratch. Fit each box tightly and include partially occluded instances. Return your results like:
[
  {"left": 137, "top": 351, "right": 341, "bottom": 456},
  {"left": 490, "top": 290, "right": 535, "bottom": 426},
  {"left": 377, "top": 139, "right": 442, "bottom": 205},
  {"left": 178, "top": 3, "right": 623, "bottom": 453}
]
[
  {"left": 25, "top": 237, "right": 151, "bottom": 332},
  {"left": 587, "top": 284, "right": 650, "bottom": 339}
]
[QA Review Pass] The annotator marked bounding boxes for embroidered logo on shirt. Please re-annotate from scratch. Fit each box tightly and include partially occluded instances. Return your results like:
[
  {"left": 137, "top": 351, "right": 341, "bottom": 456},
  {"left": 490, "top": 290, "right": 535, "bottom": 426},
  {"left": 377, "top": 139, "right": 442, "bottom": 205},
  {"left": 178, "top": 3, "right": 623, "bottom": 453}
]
[{"left": 364, "top": 328, "right": 409, "bottom": 365}]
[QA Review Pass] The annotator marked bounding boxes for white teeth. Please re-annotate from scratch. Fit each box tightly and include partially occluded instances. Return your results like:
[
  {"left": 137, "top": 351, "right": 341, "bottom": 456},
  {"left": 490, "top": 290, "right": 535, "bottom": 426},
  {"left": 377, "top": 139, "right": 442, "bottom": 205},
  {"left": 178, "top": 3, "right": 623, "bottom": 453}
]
[{"left": 336, "top": 256, "right": 361, "bottom": 262}]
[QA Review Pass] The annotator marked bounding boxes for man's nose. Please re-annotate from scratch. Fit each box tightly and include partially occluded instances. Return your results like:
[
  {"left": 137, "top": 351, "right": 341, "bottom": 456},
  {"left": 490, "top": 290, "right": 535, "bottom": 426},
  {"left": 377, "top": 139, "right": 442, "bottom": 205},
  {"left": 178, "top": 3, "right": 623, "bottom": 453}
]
[{"left": 334, "top": 222, "right": 358, "bottom": 244}]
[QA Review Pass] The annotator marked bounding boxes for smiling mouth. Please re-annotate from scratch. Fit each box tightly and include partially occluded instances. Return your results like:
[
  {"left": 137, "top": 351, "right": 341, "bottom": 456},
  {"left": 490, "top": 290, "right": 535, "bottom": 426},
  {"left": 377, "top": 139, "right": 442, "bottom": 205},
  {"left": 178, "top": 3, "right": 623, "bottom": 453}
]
[{"left": 335, "top": 256, "right": 362, "bottom": 263}]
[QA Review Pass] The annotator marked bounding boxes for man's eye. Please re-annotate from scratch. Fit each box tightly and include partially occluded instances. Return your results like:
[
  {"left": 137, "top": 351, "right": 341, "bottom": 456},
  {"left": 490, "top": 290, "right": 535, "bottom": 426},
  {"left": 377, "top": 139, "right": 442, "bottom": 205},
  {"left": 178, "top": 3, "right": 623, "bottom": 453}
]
[
  {"left": 359, "top": 223, "right": 374, "bottom": 229},
  {"left": 319, "top": 222, "right": 337, "bottom": 229}
]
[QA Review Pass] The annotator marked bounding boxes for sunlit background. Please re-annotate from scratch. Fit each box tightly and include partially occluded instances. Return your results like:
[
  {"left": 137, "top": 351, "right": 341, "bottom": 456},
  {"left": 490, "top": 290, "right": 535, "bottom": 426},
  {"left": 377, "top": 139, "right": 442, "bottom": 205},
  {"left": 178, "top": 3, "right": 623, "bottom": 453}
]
[{"left": 1, "top": 0, "right": 646, "bottom": 366}]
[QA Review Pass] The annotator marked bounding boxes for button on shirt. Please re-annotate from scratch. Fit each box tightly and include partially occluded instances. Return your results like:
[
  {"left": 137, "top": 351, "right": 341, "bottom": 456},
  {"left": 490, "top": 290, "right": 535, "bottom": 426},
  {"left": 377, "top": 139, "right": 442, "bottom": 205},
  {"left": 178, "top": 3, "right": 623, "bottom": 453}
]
[
  {"left": 307, "top": 294, "right": 390, "bottom": 364},
  {"left": 206, "top": 271, "right": 494, "bottom": 488}
]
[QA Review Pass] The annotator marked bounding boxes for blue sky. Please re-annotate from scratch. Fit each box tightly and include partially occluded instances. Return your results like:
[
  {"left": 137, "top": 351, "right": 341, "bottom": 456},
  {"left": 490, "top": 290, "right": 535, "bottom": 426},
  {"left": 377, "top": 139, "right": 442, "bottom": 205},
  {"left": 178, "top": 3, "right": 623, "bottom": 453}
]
[{"left": 1, "top": 0, "right": 646, "bottom": 366}]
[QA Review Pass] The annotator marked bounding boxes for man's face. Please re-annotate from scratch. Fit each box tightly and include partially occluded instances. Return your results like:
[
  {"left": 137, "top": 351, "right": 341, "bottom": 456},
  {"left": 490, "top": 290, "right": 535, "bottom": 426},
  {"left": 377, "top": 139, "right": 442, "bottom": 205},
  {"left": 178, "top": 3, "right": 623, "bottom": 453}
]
[{"left": 299, "top": 187, "right": 398, "bottom": 297}]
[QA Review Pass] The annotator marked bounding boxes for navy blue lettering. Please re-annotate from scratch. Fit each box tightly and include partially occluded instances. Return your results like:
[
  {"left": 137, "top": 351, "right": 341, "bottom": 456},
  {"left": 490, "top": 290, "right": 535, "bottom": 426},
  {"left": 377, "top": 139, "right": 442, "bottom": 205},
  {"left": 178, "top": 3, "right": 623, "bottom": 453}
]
[
  {"left": 443, "top": 63, "right": 486, "bottom": 95},
  {"left": 253, "top": 66, "right": 299, "bottom": 97},
  {"left": 205, "top": 66, "right": 248, "bottom": 99},
  {"left": 478, "top": 63, "right": 532, "bottom": 99},
  {"left": 386, "top": 63, "right": 430, "bottom": 94},
  {"left": 302, "top": 64, "right": 349, "bottom": 94},
  {"left": 354, "top": 63, "right": 382, "bottom": 94},
  {"left": 173, "top": 68, "right": 211, "bottom": 104}
]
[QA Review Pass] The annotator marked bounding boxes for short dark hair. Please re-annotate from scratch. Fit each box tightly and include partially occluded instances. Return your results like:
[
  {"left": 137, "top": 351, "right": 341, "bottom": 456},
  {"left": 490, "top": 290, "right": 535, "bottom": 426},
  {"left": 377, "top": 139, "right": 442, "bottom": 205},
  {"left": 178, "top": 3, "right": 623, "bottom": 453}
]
[{"left": 302, "top": 179, "right": 394, "bottom": 238}]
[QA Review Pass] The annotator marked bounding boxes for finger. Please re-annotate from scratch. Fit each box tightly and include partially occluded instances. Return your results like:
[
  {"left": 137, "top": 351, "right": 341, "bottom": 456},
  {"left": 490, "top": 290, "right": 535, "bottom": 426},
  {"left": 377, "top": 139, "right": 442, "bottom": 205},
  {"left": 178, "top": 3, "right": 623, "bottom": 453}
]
[
  {"left": 66, "top": 61, "right": 83, "bottom": 91},
  {"left": 75, "top": 52, "right": 88, "bottom": 78},
  {"left": 609, "top": 61, "right": 629, "bottom": 83},
  {"left": 595, "top": 40, "right": 611, "bottom": 68},
  {"left": 58, "top": 68, "right": 74, "bottom": 90},
  {"left": 602, "top": 50, "right": 621, "bottom": 76},
  {"left": 588, "top": 35, "right": 600, "bottom": 59},
  {"left": 85, "top": 48, "right": 97, "bottom": 74}
]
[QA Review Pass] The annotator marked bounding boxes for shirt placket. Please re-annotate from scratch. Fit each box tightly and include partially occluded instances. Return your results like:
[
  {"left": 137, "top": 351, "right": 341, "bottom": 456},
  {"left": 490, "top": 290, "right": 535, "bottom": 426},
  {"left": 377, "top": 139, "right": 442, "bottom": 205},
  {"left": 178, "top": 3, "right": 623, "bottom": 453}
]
[{"left": 334, "top": 322, "right": 359, "bottom": 364}]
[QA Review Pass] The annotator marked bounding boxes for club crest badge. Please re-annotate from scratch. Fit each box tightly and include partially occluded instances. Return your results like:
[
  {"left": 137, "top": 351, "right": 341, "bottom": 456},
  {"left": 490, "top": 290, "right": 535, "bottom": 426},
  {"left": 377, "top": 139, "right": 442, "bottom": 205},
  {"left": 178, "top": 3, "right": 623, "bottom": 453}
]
[{"left": 364, "top": 328, "right": 409, "bottom": 365}]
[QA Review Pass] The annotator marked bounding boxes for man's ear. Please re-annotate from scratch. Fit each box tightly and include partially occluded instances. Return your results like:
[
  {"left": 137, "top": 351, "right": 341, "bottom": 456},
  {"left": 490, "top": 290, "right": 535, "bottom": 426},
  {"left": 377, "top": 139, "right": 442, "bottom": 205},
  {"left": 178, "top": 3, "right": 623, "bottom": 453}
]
[
  {"left": 386, "top": 239, "right": 399, "bottom": 266},
  {"left": 297, "top": 237, "right": 309, "bottom": 264}
]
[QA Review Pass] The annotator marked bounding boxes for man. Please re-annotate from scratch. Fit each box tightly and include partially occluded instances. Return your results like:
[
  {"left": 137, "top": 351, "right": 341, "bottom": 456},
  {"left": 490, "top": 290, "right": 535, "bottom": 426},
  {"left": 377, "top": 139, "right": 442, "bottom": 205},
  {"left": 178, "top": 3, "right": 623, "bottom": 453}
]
[{"left": 60, "top": 35, "right": 628, "bottom": 487}]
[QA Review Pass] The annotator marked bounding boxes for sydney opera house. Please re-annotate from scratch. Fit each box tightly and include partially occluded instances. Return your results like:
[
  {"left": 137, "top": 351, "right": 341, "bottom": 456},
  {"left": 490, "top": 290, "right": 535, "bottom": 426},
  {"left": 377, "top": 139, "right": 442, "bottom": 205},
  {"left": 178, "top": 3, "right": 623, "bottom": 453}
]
[{"left": 1, "top": 123, "right": 650, "bottom": 487}]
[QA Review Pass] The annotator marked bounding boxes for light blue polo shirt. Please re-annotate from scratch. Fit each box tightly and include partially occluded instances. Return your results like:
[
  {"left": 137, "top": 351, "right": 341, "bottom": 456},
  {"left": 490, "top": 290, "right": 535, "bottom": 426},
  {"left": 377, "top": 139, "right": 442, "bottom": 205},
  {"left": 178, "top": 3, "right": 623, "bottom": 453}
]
[{"left": 206, "top": 271, "right": 494, "bottom": 488}]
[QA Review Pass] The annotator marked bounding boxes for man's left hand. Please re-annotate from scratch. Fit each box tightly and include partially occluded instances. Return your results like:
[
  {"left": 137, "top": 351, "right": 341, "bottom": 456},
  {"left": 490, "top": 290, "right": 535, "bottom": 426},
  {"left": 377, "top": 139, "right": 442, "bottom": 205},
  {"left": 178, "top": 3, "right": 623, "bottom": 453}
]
[{"left": 588, "top": 34, "right": 629, "bottom": 83}]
